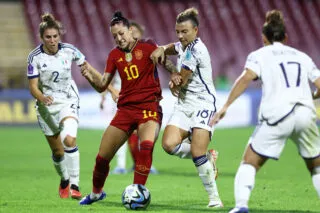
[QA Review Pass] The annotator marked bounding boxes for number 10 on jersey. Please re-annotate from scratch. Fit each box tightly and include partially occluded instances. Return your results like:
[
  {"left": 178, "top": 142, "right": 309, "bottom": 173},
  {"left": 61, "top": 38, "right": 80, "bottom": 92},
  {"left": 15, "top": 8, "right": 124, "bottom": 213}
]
[{"left": 124, "top": 64, "right": 139, "bottom": 80}]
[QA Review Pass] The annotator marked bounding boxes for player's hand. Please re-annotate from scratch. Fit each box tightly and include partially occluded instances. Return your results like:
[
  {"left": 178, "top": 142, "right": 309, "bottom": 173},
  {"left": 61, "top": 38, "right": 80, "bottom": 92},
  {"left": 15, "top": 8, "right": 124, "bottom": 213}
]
[
  {"left": 170, "top": 72, "right": 182, "bottom": 86},
  {"left": 100, "top": 95, "right": 105, "bottom": 110},
  {"left": 111, "top": 90, "right": 120, "bottom": 103},
  {"left": 80, "top": 61, "right": 92, "bottom": 78},
  {"left": 169, "top": 80, "right": 179, "bottom": 97},
  {"left": 209, "top": 106, "right": 227, "bottom": 126},
  {"left": 150, "top": 47, "right": 165, "bottom": 64},
  {"left": 39, "top": 95, "right": 54, "bottom": 106}
]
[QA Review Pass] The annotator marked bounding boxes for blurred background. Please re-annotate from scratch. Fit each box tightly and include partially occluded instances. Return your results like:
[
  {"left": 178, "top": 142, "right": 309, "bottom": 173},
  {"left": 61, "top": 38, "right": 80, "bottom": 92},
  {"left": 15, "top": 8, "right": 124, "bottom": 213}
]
[{"left": 1, "top": 0, "right": 320, "bottom": 128}]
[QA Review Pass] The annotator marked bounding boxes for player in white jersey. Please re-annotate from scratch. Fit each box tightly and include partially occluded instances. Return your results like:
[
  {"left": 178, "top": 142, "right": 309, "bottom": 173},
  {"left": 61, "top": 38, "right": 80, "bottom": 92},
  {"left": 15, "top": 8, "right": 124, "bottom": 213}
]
[
  {"left": 27, "top": 13, "right": 85, "bottom": 199},
  {"left": 151, "top": 8, "right": 222, "bottom": 208},
  {"left": 210, "top": 10, "right": 320, "bottom": 213}
]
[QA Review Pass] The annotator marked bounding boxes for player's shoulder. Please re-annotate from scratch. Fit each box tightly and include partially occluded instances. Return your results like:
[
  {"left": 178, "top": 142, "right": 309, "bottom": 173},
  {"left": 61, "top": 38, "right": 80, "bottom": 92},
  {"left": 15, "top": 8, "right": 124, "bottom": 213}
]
[
  {"left": 27, "top": 44, "right": 43, "bottom": 63},
  {"left": 60, "top": 42, "right": 78, "bottom": 52},
  {"left": 138, "top": 38, "right": 157, "bottom": 47},
  {"left": 187, "top": 38, "right": 208, "bottom": 55}
]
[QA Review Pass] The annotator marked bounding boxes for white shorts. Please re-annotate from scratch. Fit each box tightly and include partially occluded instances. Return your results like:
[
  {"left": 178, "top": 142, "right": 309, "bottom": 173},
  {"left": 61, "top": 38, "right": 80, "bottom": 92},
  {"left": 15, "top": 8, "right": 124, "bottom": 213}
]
[
  {"left": 167, "top": 103, "right": 215, "bottom": 137},
  {"left": 36, "top": 98, "right": 79, "bottom": 136},
  {"left": 249, "top": 105, "right": 320, "bottom": 159}
]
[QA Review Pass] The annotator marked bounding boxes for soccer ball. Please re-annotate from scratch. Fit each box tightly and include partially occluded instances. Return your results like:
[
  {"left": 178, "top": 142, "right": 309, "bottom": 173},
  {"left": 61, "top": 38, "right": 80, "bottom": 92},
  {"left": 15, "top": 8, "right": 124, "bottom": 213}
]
[{"left": 121, "top": 184, "right": 151, "bottom": 210}]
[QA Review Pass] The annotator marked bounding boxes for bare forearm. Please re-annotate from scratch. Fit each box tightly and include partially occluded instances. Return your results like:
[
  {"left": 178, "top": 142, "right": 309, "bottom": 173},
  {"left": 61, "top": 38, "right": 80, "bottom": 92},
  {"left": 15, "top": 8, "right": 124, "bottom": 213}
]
[
  {"left": 164, "top": 59, "right": 178, "bottom": 73},
  {"left": 224, "top": 75, "right": 250, "bottom": 108},
  {"left": 162, "top": 43, "right": 177, "bottom": 55},
  {"left": 86, "top": 69, "right": 107, "bottom": 93}
]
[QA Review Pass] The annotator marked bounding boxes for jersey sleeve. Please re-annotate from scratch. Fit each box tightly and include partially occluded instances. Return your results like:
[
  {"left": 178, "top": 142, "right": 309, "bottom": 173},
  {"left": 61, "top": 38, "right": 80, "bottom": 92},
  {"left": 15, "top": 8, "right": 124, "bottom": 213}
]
[
  {"left": 244, "top": 51, "right": 261, "bottom": 77},
  {"left": 104, "top": 51, "right": 117, "bottom": 75},
  {"left": 72, "top": 46, "right": 86, "bottom": 66},
  {"left": 308, "top": 59, "right": 320, "bottom": 83},
  {"left": 27, "top": 55, "right": 40, "bottom": 79},
  {"left": 181, "top": 47, "right": 199, "bottom": 72}
]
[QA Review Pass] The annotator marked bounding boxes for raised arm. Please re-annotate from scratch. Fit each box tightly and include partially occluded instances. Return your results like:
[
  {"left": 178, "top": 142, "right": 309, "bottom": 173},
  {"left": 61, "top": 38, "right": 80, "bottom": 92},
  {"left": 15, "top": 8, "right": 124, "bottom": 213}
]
[
  {"left": 80, "top": 61, "right": 113, "bottom": 93},
  {"left": 209, "top": 68, "right": 257, "bottom": 126},
  {"left": 150, "top": 43, "right": 177, "bottom": 65}
]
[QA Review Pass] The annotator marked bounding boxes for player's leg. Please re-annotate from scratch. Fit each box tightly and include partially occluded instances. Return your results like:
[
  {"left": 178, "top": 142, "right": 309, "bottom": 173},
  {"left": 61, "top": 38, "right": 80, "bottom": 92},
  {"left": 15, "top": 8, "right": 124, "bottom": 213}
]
[
  {"left": 191, "top": 128, "right": 222, "bottom": 208},
  {"left": 292, "top": 105, "right": 320, "bottom": 198},
  {"left": 230, "top": 118, "right": 291, "bottom": 213},
  {"left": 60, "top": 116, "right": 81, "bottom": 199},
  {"left": 111, "top": 143, "right": 128, "bottom": 174},
  {"left": 79, "top": 125, "right": 128, "bottom": 205},
  {"left": 128, "top": 130, "right": 139, "bottom": 171},
  {"left": 162, "top": 109, "right": 191, "bottom": 158},
  {"left": 46, "top": 134, "right": 70, "bottom": 198},
  {"left": 135, "top": 120, "right": 160, "bottom": 185}
]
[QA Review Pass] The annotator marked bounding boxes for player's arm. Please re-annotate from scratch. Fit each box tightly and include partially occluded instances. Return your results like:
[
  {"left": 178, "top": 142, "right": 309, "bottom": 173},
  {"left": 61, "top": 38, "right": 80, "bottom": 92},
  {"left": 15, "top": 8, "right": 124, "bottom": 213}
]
[
  {"left": 313, "top": 78, "right": 320, "bottom": 99},
  {"left": 80, "top": 61, "right": 113, "bottom": 93},
  {"left": 28, "top": 77, "right": 53, "bottom": 106},
  {"left": 150, "top": 43, "right": 177, "bottom": 64},
  {"left": 210, "top": 68, "right": 257, "bottom": 126}
]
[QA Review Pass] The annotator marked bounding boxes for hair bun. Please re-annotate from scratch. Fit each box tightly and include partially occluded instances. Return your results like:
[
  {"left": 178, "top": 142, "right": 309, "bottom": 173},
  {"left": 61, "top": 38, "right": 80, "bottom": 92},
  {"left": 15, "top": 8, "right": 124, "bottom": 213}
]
[
  {"left": 113, "top": 11, "right": 123, "bottom": 19},
  {"left": 266, "top": 10, "right": 284, "bottom": 24},
  {"left": 41, "top": 13, "right": 55, "bottom": 22}
]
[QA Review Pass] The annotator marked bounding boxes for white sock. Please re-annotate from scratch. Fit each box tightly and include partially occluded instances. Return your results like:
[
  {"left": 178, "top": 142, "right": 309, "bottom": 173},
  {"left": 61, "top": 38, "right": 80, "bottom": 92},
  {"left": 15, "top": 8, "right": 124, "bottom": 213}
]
[
  {"left": 171, "top": 142, "right": 192, "bottom": 159},
  {"left": 194, "top": 155, "right": 220, "bottom": 201},
  {"left": 52, "top": 155, "right": 69, "bottom": 181},
  {"left": 312, "top": 170, "right": 320, "bottom": 198},
  {"left": 234, "top": 164, "right": 256, "bottom": 208},
  {"left": 116, "top": 143, "right": 127, "bottom": 169},
  {"left": 64, "top": 146, "right": 80, "bottom": 186}
]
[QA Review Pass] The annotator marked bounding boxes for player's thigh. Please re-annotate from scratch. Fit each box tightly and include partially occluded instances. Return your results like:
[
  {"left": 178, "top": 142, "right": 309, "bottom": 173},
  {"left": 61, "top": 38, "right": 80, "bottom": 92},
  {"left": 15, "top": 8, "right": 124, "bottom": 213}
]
[
  {"left": 190, "top": 128, "right": 210, "bottom": 157},
  {"left": 99, "top": 125, "right": 128, "bottom": 160},
  {"left": 36, "top": 105, "right": 60, "bottom": 135},
  {"left": 291, "top": 106, "right": 320, "bottom": 159},
  {"left": 45, "top": 134, "right": 64, "bottom": 157},
  {"left": 250, "top": 120, "right": 293, "bottom": 160},
  {"left": 137, "top": 120, "right": 160, "bottom": 142},
  {"left": 162, "top": 124, "right": 189, "bottom": 152}
]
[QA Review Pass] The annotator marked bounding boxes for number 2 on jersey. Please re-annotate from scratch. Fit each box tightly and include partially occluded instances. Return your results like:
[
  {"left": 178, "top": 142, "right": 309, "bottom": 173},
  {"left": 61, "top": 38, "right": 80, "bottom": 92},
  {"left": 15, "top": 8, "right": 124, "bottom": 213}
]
[
  {"left": 279, "top": 62, "right": 301, "bottom": 87},
  {"left": 124, "top": 64, "right": 139, "bottom": 80}
]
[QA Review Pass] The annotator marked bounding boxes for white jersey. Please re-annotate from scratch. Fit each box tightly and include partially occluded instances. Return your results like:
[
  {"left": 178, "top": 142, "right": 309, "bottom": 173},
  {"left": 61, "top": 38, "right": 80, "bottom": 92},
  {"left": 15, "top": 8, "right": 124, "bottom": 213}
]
[
  {"left": 174, "top": 38, "right": 217, "bottom": 113},
  {"left": 245, "top": 42, "right": 320, "bottom": 125},
  {"left": 27, "top": 43, "right": 85, "bottom": 101}
]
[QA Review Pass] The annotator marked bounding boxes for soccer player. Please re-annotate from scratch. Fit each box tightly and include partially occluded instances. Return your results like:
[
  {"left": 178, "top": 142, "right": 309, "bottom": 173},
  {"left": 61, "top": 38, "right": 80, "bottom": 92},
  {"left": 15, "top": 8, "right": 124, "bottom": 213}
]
[
  {"left": 100, "top": 21, "right": 159, "bottom": 175},
  {"left": 210, "top": 10, "right": 320, "bottom": 213},
  {"left": 150, "top": 8, "right": 223, "bottom": 208},
  {"left": 79, "top": 11, "right": 166, "bottom": 205},
  {"left": 27, "top": 13, "right": 85, "bottom": 199}
]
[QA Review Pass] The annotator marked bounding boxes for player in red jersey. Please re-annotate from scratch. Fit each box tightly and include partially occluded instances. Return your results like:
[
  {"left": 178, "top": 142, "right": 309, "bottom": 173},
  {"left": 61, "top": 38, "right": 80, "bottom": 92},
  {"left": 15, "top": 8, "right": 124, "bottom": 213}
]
[{"left": 79, "top": 11, "right": 164, "bottom": 205}]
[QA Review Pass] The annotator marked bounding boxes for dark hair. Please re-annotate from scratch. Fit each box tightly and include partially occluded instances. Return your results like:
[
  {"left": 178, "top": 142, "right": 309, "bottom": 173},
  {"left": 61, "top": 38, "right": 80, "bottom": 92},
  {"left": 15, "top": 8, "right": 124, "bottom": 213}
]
[
  {"left": 176, "top": 7, "right": 199, "bottom": 27},
  {"left": 262, "top": 10, "right": 286, "bottom": 43},
  {"left": 39, "top": 13, "right": 63, "bottom": 38},
  {"left": 110, "top": 11, "right": 130, "bottom": 28},
  {"left": 129, "top": 21, "right": 145, "bottom": 35}
]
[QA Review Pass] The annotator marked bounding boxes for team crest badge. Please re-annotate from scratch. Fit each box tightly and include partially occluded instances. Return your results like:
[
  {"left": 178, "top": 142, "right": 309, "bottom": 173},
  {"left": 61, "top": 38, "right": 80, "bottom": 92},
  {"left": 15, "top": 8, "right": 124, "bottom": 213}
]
[
  {"left": 134, "top": 49, "right": 143, "bottom": 60},
  {"left": 125, "top": 53, "right": 132, "bottom": 62}
]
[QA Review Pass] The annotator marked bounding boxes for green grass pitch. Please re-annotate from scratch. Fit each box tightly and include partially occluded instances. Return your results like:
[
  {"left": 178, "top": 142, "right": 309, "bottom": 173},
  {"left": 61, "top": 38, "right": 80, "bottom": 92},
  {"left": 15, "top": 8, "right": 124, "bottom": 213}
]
[{"left": 0, "top": 127, "right": 319, "bottom": 213}]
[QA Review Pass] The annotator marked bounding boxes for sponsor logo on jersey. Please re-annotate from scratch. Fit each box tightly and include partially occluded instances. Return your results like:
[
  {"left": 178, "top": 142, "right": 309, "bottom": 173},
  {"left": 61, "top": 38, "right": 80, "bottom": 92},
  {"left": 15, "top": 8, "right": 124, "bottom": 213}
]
[
  {"left": 200, "top": 120, "right": 206, "bottom": 124},
  {"left": 42, "top": 64, "right": 47, "bottom": 68},
  {"left": 117, "top": 57, "right": 123, "bottom": 62},
  {"left": 28, "top": 64, "right": 34, "bottom": 74},
  {"left": 134, "top": 49, "right": 143, "bottom": 60}
]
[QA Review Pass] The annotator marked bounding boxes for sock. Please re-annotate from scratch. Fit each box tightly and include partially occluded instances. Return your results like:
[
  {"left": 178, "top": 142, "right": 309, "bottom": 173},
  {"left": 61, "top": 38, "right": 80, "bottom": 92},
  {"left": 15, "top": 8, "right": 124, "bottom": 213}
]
[
  {"left": 116, "top": 143, "right": 127, "bottom": 169},
  {"left": 134, "top": 140, "right": 154, "bottom": 185},
  {"left": 193, "top": 155, "right": 220, "bottom": 201},
  {"left": 128, "top": 133, "right": 139, "bottom": 164},
  {"left": 64, "top": 146, "right": 80, "bottom": 187},
  {"left": 52, "top": 155, "right": 69, "bottom": 181},
  {"left": 171, "top": 142, "right": 192, "bottom": 159},
  {"left": 92, "top": 154, "right": 110, "bottom": 194},
  {"left": 234, "top": 164, "right": 256, "bottom": 208},
  {"left": 312, "top": 166, "right": 320, "bottom": 198}
]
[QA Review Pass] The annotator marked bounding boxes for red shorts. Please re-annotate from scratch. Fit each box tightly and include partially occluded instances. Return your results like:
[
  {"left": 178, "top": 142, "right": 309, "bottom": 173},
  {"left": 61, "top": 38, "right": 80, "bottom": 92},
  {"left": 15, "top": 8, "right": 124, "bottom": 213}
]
[{"left": 110, "top": 101, "right": 162, "bottom": 134}]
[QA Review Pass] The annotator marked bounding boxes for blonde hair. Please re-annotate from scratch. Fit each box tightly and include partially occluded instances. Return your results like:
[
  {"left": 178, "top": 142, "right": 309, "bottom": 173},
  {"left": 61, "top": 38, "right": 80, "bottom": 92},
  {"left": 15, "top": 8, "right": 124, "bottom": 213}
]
[{"left": 176, "top": 7, "right": 199, "bottom": 27}]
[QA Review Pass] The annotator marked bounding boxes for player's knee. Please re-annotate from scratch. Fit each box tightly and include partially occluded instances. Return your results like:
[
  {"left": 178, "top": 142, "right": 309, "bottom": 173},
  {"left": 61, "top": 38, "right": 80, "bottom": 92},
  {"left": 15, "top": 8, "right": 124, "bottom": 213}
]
[
  {"left": 60, "top": 118, "right": 78, "bottom": 147},
  {"left": 52, "top": 148, "right": 64, "bottom": 159},
  {"left": 162, "top": 141, "right": 174, "bottom": 154}
]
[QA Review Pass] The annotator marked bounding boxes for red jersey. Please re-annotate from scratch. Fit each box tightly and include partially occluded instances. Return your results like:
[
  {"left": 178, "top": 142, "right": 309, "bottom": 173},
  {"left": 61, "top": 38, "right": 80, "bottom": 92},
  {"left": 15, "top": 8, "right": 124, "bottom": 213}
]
[{"left": 104, "top": 39, "right": 162, "bottom": 107}]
